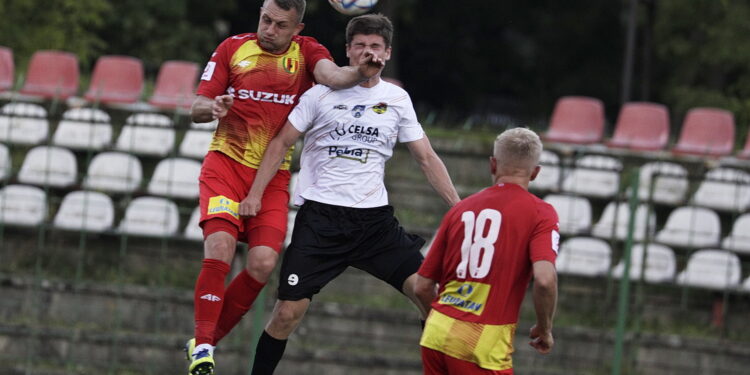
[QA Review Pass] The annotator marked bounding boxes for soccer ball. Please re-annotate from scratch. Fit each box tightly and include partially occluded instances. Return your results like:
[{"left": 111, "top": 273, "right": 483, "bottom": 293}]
[{"left": 328, "top": 0, "right": 378, "bottom": 16}]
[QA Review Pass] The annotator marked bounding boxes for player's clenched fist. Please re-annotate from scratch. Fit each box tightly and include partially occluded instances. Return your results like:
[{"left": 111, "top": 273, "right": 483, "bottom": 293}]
[
  {"left": 239, "top": 192, "right": 262, "bottom": 218},
  {"left": 212, "top": 95, "right": 234, "bottom": 120},
  {"left": 529, "top": 324, "right": 554, "bottom": 354}
]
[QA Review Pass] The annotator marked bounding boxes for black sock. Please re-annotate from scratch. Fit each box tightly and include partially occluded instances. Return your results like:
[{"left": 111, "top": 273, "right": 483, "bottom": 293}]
[{"left": 251, "top": 330, "right": 288, "bottom": 375}]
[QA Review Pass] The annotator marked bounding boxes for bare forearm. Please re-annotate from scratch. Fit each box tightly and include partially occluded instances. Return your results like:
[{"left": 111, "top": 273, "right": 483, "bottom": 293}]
[
  {"left": 248, "top": 139, "right": 289, "bottom": 197},
  {"left": 320, "top": 66, "right": 366, "bottom": 90},
  {"left": 413, "top": 277, "right": 438, "bottom": 314},
  {"left": 419, "top": 154, "right": 460, "bottom": 206},
  {"left": 532, "top": 282, "right": 557, "bottom": 332},
  {"left": 190, "top": 96, "right": 215, "bottom": 123}
]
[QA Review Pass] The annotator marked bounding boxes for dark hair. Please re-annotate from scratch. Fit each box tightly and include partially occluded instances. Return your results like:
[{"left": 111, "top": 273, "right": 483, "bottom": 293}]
[
  {"left": 266, "top": 0, "right": 306, "bottom": 23},
  {"left": 346, "top": 13, "right": 393, "bottom": 48}
]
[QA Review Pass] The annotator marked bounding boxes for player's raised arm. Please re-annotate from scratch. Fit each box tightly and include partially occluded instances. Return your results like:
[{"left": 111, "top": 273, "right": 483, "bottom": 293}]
[
  {"left": 530, "top": 260, "right": 557, "bottom": 354},
  {"left": 240, "top": 121, "right": 303, "bottom": 217},
  {"left": 405, "top": 136, "right": 461, "bottom": 206},
  {"left": 313, "top": 49, "right": 384, "bottom": 89}
]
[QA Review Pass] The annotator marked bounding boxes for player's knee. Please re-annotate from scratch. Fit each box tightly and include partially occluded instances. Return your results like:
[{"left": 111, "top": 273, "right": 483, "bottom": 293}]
[
  {"left": 246, "top": 248, "right": 279, "bottom": 280},
  {"left": 204, "top": 233, "right": 236, "bottom": 263},
  {"left": 272, "top": 302, "right": 305, "bottom": 328}
]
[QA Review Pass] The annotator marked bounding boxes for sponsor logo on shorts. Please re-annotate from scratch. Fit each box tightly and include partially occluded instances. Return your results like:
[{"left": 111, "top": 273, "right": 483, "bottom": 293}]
[
  {"left": 207, "top": 195, "right": 240, "bottom": 219},
  {"left": 372, "top": 102, "right": 388, "bottom": 114},
  {"left": 288, "top": 274, "right": 299, "bottom": 286},
  {"left": 438, "top": 280, "right": 491, "bottom": 315},
  {"left": 352, "top": 105, "right": 366, "bottom": 118},
  {"left": 328, "top": 146, "right": 370, "bottom": 163}
]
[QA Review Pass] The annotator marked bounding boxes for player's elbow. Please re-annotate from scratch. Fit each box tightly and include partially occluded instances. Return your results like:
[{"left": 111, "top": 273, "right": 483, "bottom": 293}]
[
  {"left": 533, "top": 270, "right": 557, "bottom": 293},
  {"left": 413, "top": 279, "right": 436, "bottom": 302}
]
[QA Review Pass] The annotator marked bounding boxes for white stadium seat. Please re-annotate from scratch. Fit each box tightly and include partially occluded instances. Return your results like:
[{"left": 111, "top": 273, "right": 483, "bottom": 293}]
[
  {"left": 0, "top": 184, "right": 46, "bottom": 226},
  {"left": 0, "top": 103, "right": 48, "bottom": 145},
  {"left": 0, "top": 143, "right": 10, "bottom": 181},
  {"left": 591, "top": 202, "right": 655, "bottom": 242},
  {"left": 722, "top": 214, "right": 750, "bottom": 254},
  {"left": 115, "top": 113, "right": 176, "bottom": 156},
  {"left": 611, "top": 243, "right": 676, "bottom": 283},
  {"left": 562, "top": 155, "right": 621, "bottom": 198},
  {"left": 52, "top": 108, "right": 112, "bottom": 150},
  {"left": 191, "top": 119, "right": 218, "bottom": 130},
  {"left": 691, "top": 168, "right": 750, "bottom": 212},
  {"left": 147, "top": 158, "right": 201, "bottom": 199},
  {"left": 118, "top": 196, "right": 179, "bottom": 237},
  {"left": 556, "top": 237, "right": 611, "bottom": 277},
  {"left": 654, "top": 206, "right": 721, "bottom": 248},
  {"left": 53, "top": 191, "right": 114, "bottom": 232},
  {"left": 543, "top": 194, "right": 592, "bottom": 235},
  {"left": 18, "top": 146, "right": 77, "bottom": 188},
  {"left": 676, "top": 249, "right": 741, "bottom": 290},
  {"left": 83, "top": 152, "right": 143, "bottom": 193},
  {"left": 179, "top": 130, "right": 213, "bottom": 159},
  {"left": 184, "top": 206, "right": 202, "bottom": 241},
  {"left": 635, "top": 162, "right": 688, "bottom": 205},
  {"left": 530, "top": 150, "right": 561, "bottom": 192}
]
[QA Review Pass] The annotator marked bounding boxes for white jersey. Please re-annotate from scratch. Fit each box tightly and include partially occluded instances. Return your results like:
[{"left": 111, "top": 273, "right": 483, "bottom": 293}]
[{"left": 288, "top": 80, "right": 424, "bottom": 208}]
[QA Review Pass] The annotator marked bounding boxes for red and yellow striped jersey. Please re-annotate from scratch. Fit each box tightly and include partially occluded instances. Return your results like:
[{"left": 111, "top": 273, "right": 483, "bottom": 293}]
[{"left": 197, "top": 34, "right": 332, "bottom": 169}]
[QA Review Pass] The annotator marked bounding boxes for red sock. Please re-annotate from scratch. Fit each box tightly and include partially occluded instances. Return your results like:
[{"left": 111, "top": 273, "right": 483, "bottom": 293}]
[
  {"left": 194, "top": 259, "right": 231, "bottom": 346},
  {"left": 212, "top": 269, "right": 266, "bottom": 345}
]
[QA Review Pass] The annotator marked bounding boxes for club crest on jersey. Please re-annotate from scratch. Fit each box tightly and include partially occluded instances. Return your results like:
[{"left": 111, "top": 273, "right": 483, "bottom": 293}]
[
  {"left": 352, "top": 105, "right": 366, "bottom": 118},
  {"left": 372, "top": 102, "right": 388, "bottom": 114},
  {"left": 282, "top": 57, "right": 299, "bottom": 74}
]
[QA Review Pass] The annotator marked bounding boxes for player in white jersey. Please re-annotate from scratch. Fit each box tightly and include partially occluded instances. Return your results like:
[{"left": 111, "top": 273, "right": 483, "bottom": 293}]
[{"left": 240, "top": 14, "right": 461, "bottom": 374}]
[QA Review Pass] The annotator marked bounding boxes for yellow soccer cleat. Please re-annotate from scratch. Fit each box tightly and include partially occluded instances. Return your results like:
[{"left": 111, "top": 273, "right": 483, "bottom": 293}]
[{"left": 186, "top": 338, "right": 215, "bottom": 375}]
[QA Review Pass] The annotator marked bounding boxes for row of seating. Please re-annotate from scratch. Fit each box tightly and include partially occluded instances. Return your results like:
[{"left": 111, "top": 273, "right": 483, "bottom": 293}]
[
  {"left": 557, "top": 238, "right": 750, "bottom": 292},
  {"left": 544, "top": 96, "right": 750, "bottom": 159},
  {"left": 549, "top": 195, "right": 749, "bottom": 254},
  {"left": 0, "top": 47, "right": 199, "bottom": 109},
  {"left": 532, "top": 152, "right": 750, "bottom": 211}
]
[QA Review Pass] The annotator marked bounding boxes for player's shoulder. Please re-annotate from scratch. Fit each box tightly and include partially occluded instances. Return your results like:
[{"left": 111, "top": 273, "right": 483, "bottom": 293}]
[
  {"left": 301, "top": 83, "right": 335, "bottom": 101},
  {"left": 531, "top": 194, "right": 558, "bottom": 220},
  {"left": 218, "top": 33, "right": 257, "bottom": 48}
]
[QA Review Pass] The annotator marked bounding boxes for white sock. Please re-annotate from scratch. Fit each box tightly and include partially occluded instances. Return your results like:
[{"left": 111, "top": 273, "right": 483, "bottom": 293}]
[{"left": 193, "top": 343, "right": 215, "bottom": 357}]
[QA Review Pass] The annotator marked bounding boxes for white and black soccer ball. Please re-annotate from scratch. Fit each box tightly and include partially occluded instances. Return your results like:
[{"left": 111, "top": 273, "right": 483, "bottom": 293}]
[{"left": 328, "top": 0, "right": 378, "bottom": 16}]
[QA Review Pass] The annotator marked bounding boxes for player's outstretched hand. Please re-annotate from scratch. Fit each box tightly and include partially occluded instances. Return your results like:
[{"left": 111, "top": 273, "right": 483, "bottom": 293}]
[
  {"left": 239, "top": 192, "right": 262, "bottom": 218},
  {"left": 357, "top": 51, "right": 385, "bottom": 80},
  {"left": 212, "top": 95, "right": 234, "bottom": 119},
  {"left": 529, "top": 324, "right": 554, "bottom": 354}
]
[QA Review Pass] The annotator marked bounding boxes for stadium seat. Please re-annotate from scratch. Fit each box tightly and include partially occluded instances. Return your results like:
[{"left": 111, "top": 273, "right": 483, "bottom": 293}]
[
  {"left": 529, "top": 150, "right": 561, "bottom": 192},
  {"left": 676, "top": 249, "right": 741, "bottom": 290},
  {"left": 654, "top": 206, "right": 721, "bottom": 248},
  {"left": 147, "top": 158, "right": 201, "bottom": 199},
  {"left": 607, "top": 102, "right": 670, "bottom": 151},
  {"left": 561, "top": 155, "right": 621, "bottom": 198},
  {"left": 191, "top": 119, "right": 218, "bottom": 130},
  {"left": 0, "top": 103, "right": 49, "bottom": 145},
  {"left": 115, "top": 113, "right": 175, "bottom": 156},
  {"left": 284, "top": 209, "right": 297, "bottom": 249},
  {"left": 543, "top": 194, "right": 592, "bottom": 235},
  {"left": 691, "top": 168, "right": 750, "bottom": 212},
  {"left": 611, "top": 243, "right": 676, "bottom": 283},
  {"left": 19, "top": 50, "right": 79, "bottom": 99},
  {"left": 0, "top": 184, "right": 46, "bottom": 227},
  {"left": 556, "top": 237, "right": 611, "bottom": 277},
  {"left": 53, "top": 191, "right": 114, "bottom": 233},
  {"left": 0, "top": 143, "right": 10, "bottom": 181},
  {"left": 739, "top": 133, "right": 750, "bottom": 159},
  {"left": 84, "top": 55, "right": 144, "bottom": 104},
  {"left": 672, "top": 108, "right": 735, "bottom": 157},
  {"left": 544, "top": 96, "right": 605, "bottom": 144},
  {"left": 184, "top": 206, "right": 202, "bottom": 241},
  {"left": 148, "top": 60, "right": 199, "bottom": 109},
  {"left": 0, "top": 46, "right": 13, "bottom": 92},
  {"left": 722, "top": 214, "right": 750, "bottom": 255},
  {"left": 179, "top": 130, "right": 213, "bottom": 159},
  {"left": 591, "top": 202, "right": 655, "bottom": 242},
  {"left": 52, "top": 108, "right": 112, "bottom": 150},
  {"left": 633, "top": 161, "right": 688, "bottom": 205},
  {"left": 18, "top": 146, "right": 77, "bottom": 188},
  {"left": 83, "top": 152, "right": 142, "bottom": 193},
  {"left": 118, "top": 196, "right": 179, "bottom": 237}
]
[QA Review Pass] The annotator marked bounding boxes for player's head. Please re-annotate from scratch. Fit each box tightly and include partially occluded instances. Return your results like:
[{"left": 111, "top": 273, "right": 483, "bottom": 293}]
[
  {"left": 345, "top": 14, "right": 393, "bottom": 68},
  {"left": 258, "top": 0, "right": 306, "bottom": 53},
  {"left": 490, "top": 128, "right": 543, "bottom": 183}
]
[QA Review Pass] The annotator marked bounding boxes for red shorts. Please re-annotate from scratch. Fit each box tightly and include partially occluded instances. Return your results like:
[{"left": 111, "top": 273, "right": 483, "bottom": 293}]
[
  {"left": 199, "top": 151, "right": 291, "bottom": 251},
  {"left": 421, "top": 347, "right": 513, "bottom": 375}
]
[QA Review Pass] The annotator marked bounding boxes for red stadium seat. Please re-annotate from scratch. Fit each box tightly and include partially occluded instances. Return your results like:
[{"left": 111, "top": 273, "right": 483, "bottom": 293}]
[
  {"left": 84, "top": 55, "right": 144, "bottom": 104},
  {"left": 739, "top": 133, "right": 750, "bottom": 159},
  {"left": 607, "top": 102, "right": 670, "bottom": 151},
  {"left": 148, "top": 60, "right": 199, "bottom": 109},
  {"left": 672, "top": 108, "right": 735, "bottom": 157},
  {"left": 544, "top": 96, "right": 605, "bottom": 144},
  {"left": 20, "top": 50, "right": 80, "bottom": 99},
  {"left": 0, "top": 46, "right": 13, "bottom": 92}
]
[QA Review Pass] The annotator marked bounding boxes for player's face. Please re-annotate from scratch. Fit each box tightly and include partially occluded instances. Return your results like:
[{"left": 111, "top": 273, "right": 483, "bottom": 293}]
[
  {"left": 346, "top": 34, "right": 391, "bottom": 69},
  {"left": 257, "top": 2, "right": 305, "bottom": 54}
]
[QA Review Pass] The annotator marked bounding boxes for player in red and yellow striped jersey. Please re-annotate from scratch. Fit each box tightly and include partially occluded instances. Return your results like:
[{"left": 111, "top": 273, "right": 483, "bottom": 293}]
[
  {"left": 415, "top": 128, "right": 559, "bottom": 374},
  {"left": 186, "top": 1, "right": 386, "bottom": 374}
]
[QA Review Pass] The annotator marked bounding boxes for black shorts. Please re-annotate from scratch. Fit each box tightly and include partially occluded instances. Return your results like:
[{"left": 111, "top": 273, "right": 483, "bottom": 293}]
[{"left": 277, "top": 200, "right": 425, "bottom": 301}]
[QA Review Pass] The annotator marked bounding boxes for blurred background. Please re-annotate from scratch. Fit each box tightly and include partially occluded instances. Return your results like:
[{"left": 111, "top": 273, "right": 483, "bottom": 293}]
[{"left": 1, "top": 0, "right": 750, "bottom": 374}]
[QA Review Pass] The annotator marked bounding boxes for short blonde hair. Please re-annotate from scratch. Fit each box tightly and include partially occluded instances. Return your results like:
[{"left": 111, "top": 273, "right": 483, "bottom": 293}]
[{"left": 493, "top": 128, "right": 542, "bottom": 173}]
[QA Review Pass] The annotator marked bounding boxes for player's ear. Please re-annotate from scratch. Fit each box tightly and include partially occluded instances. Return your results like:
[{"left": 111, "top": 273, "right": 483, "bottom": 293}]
[
  {"left": 293, "top": 22, "right": 305, "bottom": 36},
  {"left": 489, "top": 156, "right": 497, "bottom": 176},
  {"left": 384, "top": 46, "right": 392, "bottom": 61},
  {"left": 529, "top": 165, "right": 541, "bottom": 181}
]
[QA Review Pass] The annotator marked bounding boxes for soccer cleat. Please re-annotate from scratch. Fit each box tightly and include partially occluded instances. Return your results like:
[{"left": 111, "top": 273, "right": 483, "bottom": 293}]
[
  {"left": 186, "top": 339, "right": 215, "bottom": 375},
  {"left": 184, "top": 338, "right": 196, "bottom": 361}
]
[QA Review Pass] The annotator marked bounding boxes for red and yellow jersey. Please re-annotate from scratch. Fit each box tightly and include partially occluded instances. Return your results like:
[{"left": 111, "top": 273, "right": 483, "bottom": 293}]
[
  {"left": 197, "top": 33, "right": 333, "bottom": 169},
  {"left": 418, "top": 183, "right": 559, "bottom": 371}
]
